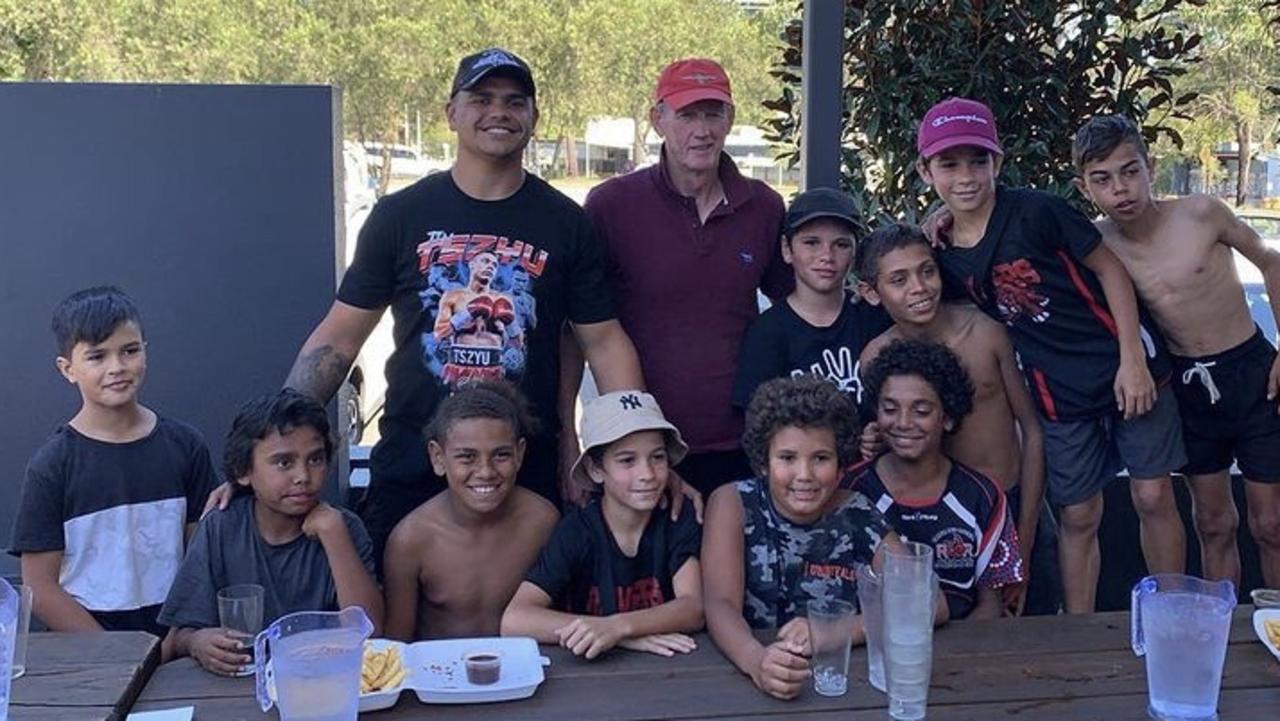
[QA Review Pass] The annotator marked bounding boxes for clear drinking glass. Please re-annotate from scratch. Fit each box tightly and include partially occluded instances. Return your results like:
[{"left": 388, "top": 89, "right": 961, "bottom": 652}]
[
  {"left": 0, "top": 578, "right": 19, "bottom": 721},
  {"left": 807, "top": 598, "right": 857, "bottom": 697},
  {"left": 882, "top": 542, "right": 935, "bottom": 721},
  {"left": 856, "top": 563, "right": 885, "bottom": 692},
  {"left": 9, "top": 586, "right": 31, "bottom": 680},
  {"left": 218, "top": 584, "right": 265, "bottom": 676}
]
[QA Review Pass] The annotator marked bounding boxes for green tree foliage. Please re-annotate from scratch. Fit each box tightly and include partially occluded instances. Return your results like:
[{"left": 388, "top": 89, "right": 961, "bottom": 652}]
[
  {"left": 1178, "top": 0, "right": 1280, "bottom": 205},
  {"left": 766, "top": 0, "right": 1201, "bottom": 228},
  {"left": 0, "top": 0, "right": 784, "bottom": 180}
]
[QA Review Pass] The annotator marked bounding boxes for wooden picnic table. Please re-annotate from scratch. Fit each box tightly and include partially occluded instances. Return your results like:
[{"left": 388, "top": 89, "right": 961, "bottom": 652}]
[
  {"left": 128, "top": 609, "right": 1278, "bottom": 720},
  {"left": 8, "top": 631, "right": 159, "bottom": 721}
]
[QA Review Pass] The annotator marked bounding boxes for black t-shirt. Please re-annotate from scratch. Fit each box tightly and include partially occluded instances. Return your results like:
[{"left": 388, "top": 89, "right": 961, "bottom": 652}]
[
  {"left": 732, "top": 294, "right": 892, "bottom": 411},
  {"left": 9, "top": 417, "right": 218, "bottom": 635},
  {"left": 846, "top": 457, "right": 1024, "bottom": 620},
  {"left": 524, "top": 500, "right": 701, "bottom": 615},
  {"left": 337, "top": 172, "right": 616, "bottom": 499},
  {"left": 936, "top": 188, "right": 1170, "bottom": 421},
  {"left": 158, "top": 495, "right": 375, "bottom": 630}
]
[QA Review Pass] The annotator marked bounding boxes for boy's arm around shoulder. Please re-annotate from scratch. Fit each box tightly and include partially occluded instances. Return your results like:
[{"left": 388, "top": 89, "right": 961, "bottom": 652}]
[{"left": 306, "top": 504, "right": 384, "bottom": 635}]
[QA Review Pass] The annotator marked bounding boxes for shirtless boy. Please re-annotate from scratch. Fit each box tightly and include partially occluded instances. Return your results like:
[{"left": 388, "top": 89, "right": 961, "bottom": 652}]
[
  {"left": 382, "top": 381, "right": 559, "bottom": 639},
  {"left": 1074, "top": 115, "right": 1280, "bottom": 586},
  {"left": 857, "top": 223, "right": 1046, "bottom": 613}
]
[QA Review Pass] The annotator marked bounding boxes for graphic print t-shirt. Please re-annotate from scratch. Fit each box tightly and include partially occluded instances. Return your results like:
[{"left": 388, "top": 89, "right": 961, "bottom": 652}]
[
  {"left": 9, "top": 418, "right": 218, "bottom": 632},
  {"left": 338, "top": 172, "right": 616, "bottom": 495},
  {"left": 936, "top": 188, "right": 1170, "bottom": 421},
  {"left": 732, "top": 295, "right": 892, "bottom": 411},
  {"left": 524, "top": 500, "right": 701, "bottom": 615},
  {"left": 736, "top": 477, "right": 891, "bottom": 628},
  {"left": 846, "top": 457, "right": 1024, "bottom": 620}
]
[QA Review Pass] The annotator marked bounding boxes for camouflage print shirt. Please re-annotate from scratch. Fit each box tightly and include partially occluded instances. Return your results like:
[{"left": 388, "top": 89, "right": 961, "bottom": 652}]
[{"left": 737, "top": 477, "right": 891, "bottom": 629}]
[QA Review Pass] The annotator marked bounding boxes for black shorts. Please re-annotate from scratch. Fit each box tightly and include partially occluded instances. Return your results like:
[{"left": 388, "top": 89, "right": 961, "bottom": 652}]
[{"left": 1172, "top": 328, "right": 1280, "bottom": 482}]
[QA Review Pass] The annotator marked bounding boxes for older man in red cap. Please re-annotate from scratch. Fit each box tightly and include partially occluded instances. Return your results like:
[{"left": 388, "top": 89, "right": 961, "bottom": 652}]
[{"left": 565, "top": 58, "right": 791, "bottom": 497}]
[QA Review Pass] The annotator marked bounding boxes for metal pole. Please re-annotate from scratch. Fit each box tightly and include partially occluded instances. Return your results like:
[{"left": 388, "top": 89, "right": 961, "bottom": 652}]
[{"left": 800, "top": 0, "right": 844, "bottom": 191}]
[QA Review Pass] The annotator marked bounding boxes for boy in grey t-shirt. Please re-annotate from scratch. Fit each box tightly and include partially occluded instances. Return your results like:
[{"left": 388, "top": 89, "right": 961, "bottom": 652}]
[{"left": 159, "top": 390, "right": 383, "bottom": 675}]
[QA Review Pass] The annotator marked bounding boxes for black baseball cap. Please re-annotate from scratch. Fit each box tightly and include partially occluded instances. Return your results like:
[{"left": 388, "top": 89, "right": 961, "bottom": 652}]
[
  {"left": 785, "top": 188, "right": 859, "bottom": 237},
  {"left": 451, "top": 48, "right": 536, "bottom": 100}
]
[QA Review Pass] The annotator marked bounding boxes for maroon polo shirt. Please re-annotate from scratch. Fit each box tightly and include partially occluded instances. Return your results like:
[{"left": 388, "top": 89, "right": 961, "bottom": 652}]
[{"left": 584, "top": 152, "right": 791, "bottom": 453}]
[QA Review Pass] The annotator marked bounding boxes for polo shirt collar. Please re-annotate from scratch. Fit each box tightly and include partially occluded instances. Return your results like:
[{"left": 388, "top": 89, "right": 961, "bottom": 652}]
[{"left": 652, "top": 146, "right": 754, "bottom": 211}]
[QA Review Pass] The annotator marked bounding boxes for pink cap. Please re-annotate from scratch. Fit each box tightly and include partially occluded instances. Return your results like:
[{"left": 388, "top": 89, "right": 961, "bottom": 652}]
[
  {"left": 654, "top": 58, "right": 733, "bottom": 111},
  {"left": 917, "top": 97, "right": 1003, "bottom": 158}
]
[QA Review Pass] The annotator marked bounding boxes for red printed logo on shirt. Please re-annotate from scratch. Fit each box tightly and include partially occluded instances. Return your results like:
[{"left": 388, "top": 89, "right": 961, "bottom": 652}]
[
  {"left": 585, "top": 577, "right": 665, "bottom": 614},
  {"left": 414, "top": 231, "right": 549, "bottom": 385},
  {"left": 991, "top": 258, "right": 1050, "bottom": 324}
]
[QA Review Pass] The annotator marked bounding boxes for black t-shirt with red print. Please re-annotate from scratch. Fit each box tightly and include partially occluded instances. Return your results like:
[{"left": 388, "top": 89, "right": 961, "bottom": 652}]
[
  {"left": 524, "top": 500, "right": 701, "bottom": 616},
  {"left": 936, "top": 187, "right": 1171, "bottom": 421}
]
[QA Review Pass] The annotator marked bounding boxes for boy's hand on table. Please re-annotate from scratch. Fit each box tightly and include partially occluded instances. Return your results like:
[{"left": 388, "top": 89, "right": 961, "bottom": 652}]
[
  {"left": 618, "top": 633, "right": 697, "bottom": 657},
  {"left": 302, "top": 502, "right": 345, "bottom": 541},
  {"left": 751, "top": 640, "right": 810, "bottom": 700},
  {"left": 200, "top": 482, "right": 235, "bottom": 519},
  {"left": 775, "top": 617, "right": 812, "bottom": 656},
  {"left": 556, "top": 616, "right": 629, "bottom": 659},
  {"left": 190, "top": 628, "right": 252, "bottom": 676},
  {"left": 1114, "top": 356, "right": 1155, "bottom": 419}
]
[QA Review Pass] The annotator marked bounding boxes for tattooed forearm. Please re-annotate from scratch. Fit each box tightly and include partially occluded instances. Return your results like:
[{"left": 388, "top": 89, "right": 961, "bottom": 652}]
[{"left": 284, "top": 344, "right": 353, "bottom": 404}]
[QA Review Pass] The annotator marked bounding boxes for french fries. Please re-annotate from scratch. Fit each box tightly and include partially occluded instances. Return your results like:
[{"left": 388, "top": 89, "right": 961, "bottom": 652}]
[
  {"left": 1265, "top": 619, "right": 1280, "bottom": 648},
  {"left": 361, "top": 643, "right": 406, "bottom": 694}
]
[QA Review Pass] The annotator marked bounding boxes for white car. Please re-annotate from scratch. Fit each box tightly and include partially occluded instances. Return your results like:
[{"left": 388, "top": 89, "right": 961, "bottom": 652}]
[{"left": 1233, "top": 208, "right": 1279, "bottom": 345}]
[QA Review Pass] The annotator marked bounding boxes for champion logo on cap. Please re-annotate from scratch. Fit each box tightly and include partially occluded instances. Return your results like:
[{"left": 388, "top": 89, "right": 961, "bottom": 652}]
[
  {"left": 619, "top": 393, "right": 642, "bottom": 410},
  {"left": 931, "top": 113, "right": 989, "bottom": 128},
  {"left": 682, "top": 73, "right": 720, "bottom": 85}
]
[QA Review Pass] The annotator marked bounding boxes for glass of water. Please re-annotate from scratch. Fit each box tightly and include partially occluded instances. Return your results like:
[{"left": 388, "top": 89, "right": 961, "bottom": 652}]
[
  {"left": 218, "top": 584, "right": 265, "bottom": 676},
  {"left": 9, "top": 586, "right": 31, "bottom": 680},
  {"left": 856, "top": 563, "right": 885, "bottom": 692},
  {"left": 807, "top": 598, "right": 857, "bottom": 697},
  {"left": 883, "top": 542, "right": 935, "bottom": 721}
]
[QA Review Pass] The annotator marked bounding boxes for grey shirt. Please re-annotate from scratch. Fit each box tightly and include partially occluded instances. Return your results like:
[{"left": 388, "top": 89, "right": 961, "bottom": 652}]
[{"left": 158, "top": 495, "right": 374, "bottom": 629}]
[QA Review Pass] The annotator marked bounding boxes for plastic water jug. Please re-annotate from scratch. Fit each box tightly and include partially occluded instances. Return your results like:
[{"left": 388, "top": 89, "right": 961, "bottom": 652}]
[
  {"left": 254, "top": 607, "right": 372, "bottom": 721},
  {"left": 0, "top": 578, "right": 18, "bottom": 721},
  {"left": 1132, "top": 574, "right": 1235, "bottom": 721}
]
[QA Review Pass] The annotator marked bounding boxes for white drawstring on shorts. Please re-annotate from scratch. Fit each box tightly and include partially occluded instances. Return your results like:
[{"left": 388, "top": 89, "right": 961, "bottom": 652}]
[{"left": 1181, "top": 361, "right": 1221, "bottom": 405}]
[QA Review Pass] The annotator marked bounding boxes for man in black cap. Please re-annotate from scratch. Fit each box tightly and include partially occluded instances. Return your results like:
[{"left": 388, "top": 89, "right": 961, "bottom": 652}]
[
  {"left": 281, "top": 47, "right": 645, "bottom": 567},
  {"left": 731, "top": 188, "right": 891, "bottom": 410}
]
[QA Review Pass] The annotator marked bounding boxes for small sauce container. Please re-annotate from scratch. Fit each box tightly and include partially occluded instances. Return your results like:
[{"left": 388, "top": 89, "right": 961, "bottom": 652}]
[
  {"left": 1251, "top": 588, "right": 1280, "bottom": 609},
  {"left": 464, "top": 651, "right": 501, "bottom": 685}
]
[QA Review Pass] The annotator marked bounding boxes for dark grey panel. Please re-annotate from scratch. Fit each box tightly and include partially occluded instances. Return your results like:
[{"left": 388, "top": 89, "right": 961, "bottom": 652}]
[{"left": 0, "top": 83, "right": 341, "bottom": 575}]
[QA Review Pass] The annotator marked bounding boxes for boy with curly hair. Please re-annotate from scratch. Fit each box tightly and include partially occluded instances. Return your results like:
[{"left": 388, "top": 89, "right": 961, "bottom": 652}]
[
  {"left": 702, "top": 376, "right": 942, "bottom": 700},
  {"left": 850, "top": 339, "right": 1024, "bottom": 620}
]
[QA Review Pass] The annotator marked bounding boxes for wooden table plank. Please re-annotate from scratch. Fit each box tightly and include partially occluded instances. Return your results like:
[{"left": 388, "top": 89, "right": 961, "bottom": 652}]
[
  {"left": 127, "top": 610, "right": 1279, "bottom": 721},
  {"left": 9, "top": 632, "right": 160, "bottom": 721}
]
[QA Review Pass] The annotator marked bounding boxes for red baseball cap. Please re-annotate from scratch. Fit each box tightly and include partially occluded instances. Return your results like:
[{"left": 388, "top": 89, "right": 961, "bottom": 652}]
[
  {"left": 917, "top": 97, "right": 1003, "bottom": 159},
  {"left": 654, "top": 58, "right": 733, "bottom": 110}
]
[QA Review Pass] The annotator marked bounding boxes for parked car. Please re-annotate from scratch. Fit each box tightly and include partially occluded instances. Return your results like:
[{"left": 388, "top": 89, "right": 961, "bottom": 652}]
[
  {"left": 362, "top": 142, "right": 446, "bottom": 180},
  {"left": 339, "top": 142, "right": 392, "bottom": 444},
  {"left": 1233, "top": 208, "right": 1279, "bottom": 345}
]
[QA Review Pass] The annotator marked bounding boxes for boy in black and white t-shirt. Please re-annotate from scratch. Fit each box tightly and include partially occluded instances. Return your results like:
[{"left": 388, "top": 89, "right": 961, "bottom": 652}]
[
  {"left": 733, "top": 188, "right": 891, "bottom": 412},
  {"left": 502, "top": 391, "right": 702, "bottom": 659},
  {"left": 10, "top": 287, "right": 218, "bottom": 637},
  {"left": 849, "top": 339, "right": 1024, "bottom": 620}
]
